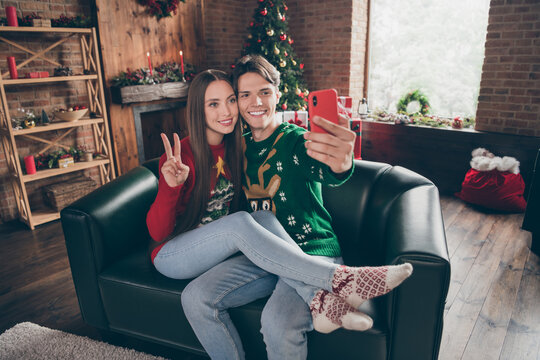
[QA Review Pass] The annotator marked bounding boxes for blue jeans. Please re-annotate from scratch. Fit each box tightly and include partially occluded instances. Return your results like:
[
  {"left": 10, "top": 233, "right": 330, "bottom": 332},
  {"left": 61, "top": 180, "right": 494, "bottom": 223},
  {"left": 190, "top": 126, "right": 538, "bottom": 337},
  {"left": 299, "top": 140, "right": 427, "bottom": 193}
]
[
  {"left": 153, "top": 211, "right": 338, "bottom": 295},
  {"left": 179, "top": 237, "right": 341, "bottom": 359}
]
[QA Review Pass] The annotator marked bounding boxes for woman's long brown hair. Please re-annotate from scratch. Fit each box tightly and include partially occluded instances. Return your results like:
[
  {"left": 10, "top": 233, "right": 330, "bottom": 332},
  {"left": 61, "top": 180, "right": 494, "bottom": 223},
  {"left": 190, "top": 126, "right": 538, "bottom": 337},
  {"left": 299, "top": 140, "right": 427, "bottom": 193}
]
[{"left": 174, "top": 69, "right": 243, "bottom": 233}]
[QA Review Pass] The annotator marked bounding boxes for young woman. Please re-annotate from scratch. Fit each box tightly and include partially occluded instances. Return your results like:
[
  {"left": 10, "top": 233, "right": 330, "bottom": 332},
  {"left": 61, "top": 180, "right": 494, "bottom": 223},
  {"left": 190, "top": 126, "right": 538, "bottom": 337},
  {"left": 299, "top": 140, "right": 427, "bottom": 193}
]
[{"left": 146, "top": 69, "right": 413, "bottom": 334}]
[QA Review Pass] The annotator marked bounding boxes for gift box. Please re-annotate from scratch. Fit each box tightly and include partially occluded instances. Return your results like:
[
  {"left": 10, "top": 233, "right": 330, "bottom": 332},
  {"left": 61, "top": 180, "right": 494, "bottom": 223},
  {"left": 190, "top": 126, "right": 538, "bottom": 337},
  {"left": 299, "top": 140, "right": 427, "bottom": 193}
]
[
  {"left": 58, "top": 156, "right": 74, "bottom": 168},
  {"left": 283, "top": 111, "right": 308, "bottom": 127},
  {"left": 338, "top": 96, "right": 353, "bottom": 119},
  {"left": 25, "top": 71, "right": 49, "bottom": 79}
]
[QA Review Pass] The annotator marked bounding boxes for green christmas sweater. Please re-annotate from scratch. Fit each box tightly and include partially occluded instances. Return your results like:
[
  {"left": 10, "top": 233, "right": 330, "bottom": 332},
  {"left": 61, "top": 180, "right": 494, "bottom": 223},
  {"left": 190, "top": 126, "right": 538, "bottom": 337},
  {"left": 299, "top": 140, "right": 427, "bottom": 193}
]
[{"left": 242, "top": 122, "right": 354, "bottom": 257}]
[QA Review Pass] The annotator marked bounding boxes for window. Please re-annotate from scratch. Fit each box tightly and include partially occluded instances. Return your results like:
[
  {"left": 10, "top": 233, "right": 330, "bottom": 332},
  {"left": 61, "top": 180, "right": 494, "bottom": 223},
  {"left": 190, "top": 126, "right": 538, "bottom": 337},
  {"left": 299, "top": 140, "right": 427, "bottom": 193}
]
[{"left": 368, "top": 0, "right": 491, "bottom": 118}]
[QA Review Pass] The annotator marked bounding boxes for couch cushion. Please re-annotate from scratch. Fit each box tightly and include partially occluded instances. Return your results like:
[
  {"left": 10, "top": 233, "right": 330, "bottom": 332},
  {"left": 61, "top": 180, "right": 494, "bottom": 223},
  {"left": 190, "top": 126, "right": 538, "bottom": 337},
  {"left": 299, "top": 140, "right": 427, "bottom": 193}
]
[{"left": 99, "top": 248, "right": 389, "bottom": 359}]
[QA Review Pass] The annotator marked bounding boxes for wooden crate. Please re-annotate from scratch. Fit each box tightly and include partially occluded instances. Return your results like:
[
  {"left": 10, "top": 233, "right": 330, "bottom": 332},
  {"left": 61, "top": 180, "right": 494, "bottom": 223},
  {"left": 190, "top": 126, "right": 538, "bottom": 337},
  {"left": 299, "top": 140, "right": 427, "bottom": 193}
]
[{"left": 43, "top": 176, "right": 97, "bottom": 211}]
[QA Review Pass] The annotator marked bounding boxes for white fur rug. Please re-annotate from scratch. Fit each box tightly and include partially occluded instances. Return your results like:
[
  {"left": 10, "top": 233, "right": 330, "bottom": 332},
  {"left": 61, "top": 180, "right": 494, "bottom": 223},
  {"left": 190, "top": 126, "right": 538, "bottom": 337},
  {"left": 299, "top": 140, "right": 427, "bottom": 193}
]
[{"left": 0, "top": 322, "right": 167, "bottom": 360}]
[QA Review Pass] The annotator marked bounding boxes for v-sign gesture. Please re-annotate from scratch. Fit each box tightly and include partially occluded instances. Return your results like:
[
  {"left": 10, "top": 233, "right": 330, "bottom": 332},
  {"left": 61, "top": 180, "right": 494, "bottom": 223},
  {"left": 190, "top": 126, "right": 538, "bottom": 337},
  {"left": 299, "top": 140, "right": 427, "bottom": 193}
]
[{"left": 160, "top": 133, "right": 190, "bottom": 188}]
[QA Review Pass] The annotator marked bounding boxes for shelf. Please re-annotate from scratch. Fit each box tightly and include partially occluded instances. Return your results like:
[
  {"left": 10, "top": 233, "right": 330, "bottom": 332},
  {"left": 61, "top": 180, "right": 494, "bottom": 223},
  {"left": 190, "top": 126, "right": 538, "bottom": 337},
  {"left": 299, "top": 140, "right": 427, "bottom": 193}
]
[
  {"left": 21, "top": 159, "right": 110, "bottom": 183},
  {"left": 0, "top": 26, "right": 92, "bottom": 34},
  {"left": 1, "top": 75, "right": 98, "bottom": 85},
  {"left": 29, "top": 210, "right": 61, "bottom": 226},
  {"left": 12, "top": 118, "right": 104, "bottom": 135}
]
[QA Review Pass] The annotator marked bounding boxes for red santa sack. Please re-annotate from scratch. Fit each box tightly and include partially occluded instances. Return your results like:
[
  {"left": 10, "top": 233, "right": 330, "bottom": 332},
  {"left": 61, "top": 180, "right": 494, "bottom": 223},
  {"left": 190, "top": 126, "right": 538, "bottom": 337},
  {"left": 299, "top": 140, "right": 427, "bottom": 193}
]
[{"left": 455, "top": 168, "right": 527, "bottom": 212}]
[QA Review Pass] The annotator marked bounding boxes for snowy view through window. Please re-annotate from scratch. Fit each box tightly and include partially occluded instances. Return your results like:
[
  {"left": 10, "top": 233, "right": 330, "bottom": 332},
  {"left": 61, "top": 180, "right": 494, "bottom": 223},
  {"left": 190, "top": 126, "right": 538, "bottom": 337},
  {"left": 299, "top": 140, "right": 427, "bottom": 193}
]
[{"left": 368, "top": 0, "right": 491, "bottom": 118}]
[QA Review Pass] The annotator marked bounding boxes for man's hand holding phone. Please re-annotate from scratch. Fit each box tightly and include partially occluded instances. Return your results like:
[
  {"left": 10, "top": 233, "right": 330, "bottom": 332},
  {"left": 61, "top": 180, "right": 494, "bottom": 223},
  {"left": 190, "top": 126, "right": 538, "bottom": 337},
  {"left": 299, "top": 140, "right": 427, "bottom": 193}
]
[{"left": 305, "top": 89, "right": 356, "bottom": 174}]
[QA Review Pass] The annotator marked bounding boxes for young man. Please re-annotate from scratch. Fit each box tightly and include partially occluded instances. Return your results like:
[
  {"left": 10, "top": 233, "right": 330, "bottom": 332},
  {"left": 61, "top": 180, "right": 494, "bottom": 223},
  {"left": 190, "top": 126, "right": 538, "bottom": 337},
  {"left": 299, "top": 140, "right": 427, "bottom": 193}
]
[{"left": 182, "top": 55, "right": 358, "bottom": 359}]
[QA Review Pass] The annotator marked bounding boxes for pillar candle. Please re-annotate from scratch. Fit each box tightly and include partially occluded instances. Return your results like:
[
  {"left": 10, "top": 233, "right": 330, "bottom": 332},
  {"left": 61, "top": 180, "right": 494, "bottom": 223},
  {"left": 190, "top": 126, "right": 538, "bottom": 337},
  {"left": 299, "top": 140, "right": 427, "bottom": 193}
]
[
  {"left": 7, "top": 56, "right": 18, "bottom": 79},
  {"left": 147, "top": 52, "right": 152, "bottom": 76},
  {"left": 5, "top": 6, "right": 18, "bottom": 27},
  {"left": 179, "top": 51, "right": 185, "bottom": 80},
  {"left": 24, "top": 155, "right": 36, "bottom": 175}
]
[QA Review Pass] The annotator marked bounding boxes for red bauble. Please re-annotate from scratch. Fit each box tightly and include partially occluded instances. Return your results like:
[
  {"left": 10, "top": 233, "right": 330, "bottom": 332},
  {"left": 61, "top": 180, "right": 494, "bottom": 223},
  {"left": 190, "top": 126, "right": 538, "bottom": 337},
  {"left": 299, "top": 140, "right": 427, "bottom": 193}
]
[
  {"left": 260, "top": 8, "right": 268, "bottom": 16},
  {"left": 281, "top": 103, "right": 288, "bottom": 110},
  {"left": 279, "top": 34, "right": 287, "bottom": 41},
  {"left": 231, "top": 64, "right": 236, "bottom": 69},
  {"left": 250, "top": 21, "right": 254, "bottom": 27},
  {"left": 284, "top": 5, "right": 288, "bottom": 11},
  {"left": 258, "top": 0, "right": 264, "bottom": 2},
  {"left": 288, "top": 38, "right": 294, "bottom": 44},
  {"left": 284, "top": 51, "right": 288, "bottom": 57},
  {"left": 281, "top": 15, "right": 286, "bottom": 22},
  {"left": 299, "top": 63, "right": 304, "bottom": 69},
  {"left": 257, "top": 39, "right": 262, "bottom": 43}
]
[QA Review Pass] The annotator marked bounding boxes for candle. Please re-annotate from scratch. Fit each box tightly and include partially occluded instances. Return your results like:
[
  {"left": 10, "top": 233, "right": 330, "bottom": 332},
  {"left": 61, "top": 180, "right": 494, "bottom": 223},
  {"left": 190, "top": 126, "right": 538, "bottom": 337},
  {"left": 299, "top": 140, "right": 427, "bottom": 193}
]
[
  {"left": 7, "top": 56, "right": 18, "bottom": 79},
  {"left": 5, "top": 6, "right": 18, "bottom": 27},
  {"left": 24, "top": 155, "right": 36, "bottom": 175},
  {"left": 147, "top": 52, "right": 153, "bottom": 76},
  {"left": 179, "top": 51, "right": 185, "bottom": 80}
]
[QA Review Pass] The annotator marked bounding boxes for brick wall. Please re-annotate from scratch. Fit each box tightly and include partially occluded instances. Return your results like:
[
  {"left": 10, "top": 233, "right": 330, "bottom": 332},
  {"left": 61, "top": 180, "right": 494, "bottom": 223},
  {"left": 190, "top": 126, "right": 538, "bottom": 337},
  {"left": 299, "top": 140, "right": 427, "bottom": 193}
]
[
  {"left": 475, "top": 0, "right": 540, "bottom": 136},
  {"left": 204, "top": 0, "right": 251, "bottom": 71},
  {"left": 0, "top": 0, "right": 95, "bottom": 223}
]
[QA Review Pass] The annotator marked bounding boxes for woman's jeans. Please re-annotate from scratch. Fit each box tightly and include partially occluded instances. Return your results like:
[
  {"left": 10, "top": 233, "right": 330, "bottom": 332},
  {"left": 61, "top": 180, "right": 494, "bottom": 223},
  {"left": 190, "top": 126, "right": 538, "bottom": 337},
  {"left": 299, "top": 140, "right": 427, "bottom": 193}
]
[{"left": 153, "top": 210, "right": 339, "bottom": 297}]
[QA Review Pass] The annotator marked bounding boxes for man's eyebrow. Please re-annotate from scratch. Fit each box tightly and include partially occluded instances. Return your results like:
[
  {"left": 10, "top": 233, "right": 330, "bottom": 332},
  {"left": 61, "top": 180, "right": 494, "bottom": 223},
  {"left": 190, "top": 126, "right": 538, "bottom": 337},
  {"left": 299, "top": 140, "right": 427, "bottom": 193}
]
[{"left": 238, "top": 87, "right": 272, "bottom": 93}]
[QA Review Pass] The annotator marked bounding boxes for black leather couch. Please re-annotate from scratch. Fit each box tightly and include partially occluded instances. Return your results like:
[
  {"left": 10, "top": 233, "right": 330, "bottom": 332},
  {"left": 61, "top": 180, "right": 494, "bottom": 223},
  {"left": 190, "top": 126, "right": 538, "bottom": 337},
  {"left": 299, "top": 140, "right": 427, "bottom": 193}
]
[{"left": 61, "top": 159, "right": 450, "bottom": 360}]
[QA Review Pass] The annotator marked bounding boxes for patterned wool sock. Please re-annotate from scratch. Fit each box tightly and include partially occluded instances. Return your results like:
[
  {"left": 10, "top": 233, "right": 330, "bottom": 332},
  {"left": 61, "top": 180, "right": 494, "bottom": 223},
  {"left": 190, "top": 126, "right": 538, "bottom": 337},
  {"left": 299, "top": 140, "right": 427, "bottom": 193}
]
[
  {"left": 331, "top": 263, "right": 413, "bottom": 309},
  {"left": 310, "top": 289, "right": 374, "bottom": 334}
]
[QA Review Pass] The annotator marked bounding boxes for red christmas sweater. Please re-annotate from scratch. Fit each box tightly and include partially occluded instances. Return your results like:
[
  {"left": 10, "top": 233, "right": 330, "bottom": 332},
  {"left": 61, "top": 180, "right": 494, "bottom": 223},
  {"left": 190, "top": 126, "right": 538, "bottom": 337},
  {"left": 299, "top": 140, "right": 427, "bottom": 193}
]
[{"left": 146, "top": 136, "right": 234, "bottom": 262}]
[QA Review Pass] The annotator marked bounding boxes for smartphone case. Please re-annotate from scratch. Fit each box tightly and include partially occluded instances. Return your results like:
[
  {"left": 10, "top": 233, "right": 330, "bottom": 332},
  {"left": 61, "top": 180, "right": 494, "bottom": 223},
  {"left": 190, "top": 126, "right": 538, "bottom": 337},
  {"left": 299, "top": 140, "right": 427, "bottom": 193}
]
[{"left": 308, "top": 89, "right": 339, "bottom": 133}]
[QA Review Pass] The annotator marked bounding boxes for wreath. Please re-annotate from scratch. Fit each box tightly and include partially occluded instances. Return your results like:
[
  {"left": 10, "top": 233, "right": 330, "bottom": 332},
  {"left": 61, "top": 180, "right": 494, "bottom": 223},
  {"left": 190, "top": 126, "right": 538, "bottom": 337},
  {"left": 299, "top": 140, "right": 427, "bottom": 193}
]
[
  {"left": 397, "top": 90, "right": 430, "bottom": 116},
  {"left": 138, "top": 0, "right": 185, "bottom": 20}
]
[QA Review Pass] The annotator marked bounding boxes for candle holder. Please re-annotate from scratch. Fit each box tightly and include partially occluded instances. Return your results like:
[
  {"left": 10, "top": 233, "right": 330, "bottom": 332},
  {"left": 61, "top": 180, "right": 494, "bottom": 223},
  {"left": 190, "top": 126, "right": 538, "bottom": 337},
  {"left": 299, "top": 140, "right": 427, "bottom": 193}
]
[
  {"left": 5, "top": 6, "right": 18, "bottom": 27},
  {"left": 7, "top": 56, "right": 18, "bottom": 79}
]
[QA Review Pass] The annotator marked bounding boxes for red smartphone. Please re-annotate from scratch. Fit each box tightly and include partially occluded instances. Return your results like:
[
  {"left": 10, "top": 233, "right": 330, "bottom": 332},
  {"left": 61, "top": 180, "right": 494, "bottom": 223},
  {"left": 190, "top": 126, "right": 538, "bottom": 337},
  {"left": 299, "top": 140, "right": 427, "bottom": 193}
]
[{"left": 308, "top": 89, "right": 339, "bottom": 133}]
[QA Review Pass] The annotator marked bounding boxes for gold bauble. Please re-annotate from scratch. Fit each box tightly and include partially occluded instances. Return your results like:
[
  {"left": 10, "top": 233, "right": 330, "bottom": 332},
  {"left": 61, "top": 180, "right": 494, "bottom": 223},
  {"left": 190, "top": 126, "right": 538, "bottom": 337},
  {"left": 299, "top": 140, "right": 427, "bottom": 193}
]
[
  {"left": 274, "top": 47, "right": 280, "bottom": 55},
  {"left": 267, "top": 29, "right": 274, "bottom": 36},
  {"left": 292, "top": 60, "right": 297, "bottom": 66},
  {"left": 279, "top": 60, "right": 286, "bottom": 67},
  {"left": 248, "top": 34, "right": 252, "bottom": 39},
  {"left": 283, "top": 87, "right": 288, "bottom": 93}
]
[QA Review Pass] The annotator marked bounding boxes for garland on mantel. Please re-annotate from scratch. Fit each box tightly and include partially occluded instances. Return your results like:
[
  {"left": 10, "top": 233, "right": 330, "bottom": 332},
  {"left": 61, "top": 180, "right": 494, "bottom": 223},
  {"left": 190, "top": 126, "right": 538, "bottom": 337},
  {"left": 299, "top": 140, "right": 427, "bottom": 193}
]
[{"left": 138, "top": 0, "right": 185, "bottom": 20}]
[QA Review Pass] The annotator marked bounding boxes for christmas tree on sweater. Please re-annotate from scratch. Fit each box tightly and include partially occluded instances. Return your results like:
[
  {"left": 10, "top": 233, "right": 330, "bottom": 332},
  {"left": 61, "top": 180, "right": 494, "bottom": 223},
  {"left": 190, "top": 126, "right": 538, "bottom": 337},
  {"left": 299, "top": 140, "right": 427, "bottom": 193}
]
[{"left": 241, "top": 0, "right": 309, "bottom": 112}]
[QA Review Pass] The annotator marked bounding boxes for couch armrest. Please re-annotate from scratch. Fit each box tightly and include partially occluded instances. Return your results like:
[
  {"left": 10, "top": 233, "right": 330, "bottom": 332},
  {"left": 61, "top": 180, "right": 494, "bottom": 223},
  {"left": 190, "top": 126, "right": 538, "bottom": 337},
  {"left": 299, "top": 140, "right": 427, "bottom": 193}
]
[
  {"left": 60, "top": 165, "right": 158, "bottom": 328},
  {"left": 383, "top": 185, "right": 450, "bottom": 360}
]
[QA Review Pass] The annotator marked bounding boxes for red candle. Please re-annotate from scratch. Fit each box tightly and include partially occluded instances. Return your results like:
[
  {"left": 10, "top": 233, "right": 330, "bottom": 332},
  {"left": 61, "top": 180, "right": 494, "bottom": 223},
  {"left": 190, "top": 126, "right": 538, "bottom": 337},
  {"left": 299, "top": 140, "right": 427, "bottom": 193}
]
[
  {"left": 24, "top": 155, "right": 36, "bottom": 175},
  {"left": 179, "top": 51, "right": 185, "bottom": 80},
  {"left": 7, "top": 56, "right": 18, "bottom": 79},
  {"left": 147, "top": 52, "right": 152, "bottom": 76},
  {"left": 5, "top": 6, "right": 18, "bottom": 27}
]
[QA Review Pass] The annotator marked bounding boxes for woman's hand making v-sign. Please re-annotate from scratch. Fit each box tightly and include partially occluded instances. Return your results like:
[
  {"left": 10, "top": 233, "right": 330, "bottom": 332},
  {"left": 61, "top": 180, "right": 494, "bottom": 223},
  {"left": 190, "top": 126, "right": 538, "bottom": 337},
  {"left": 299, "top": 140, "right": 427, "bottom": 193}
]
[{"left": 160, "top": 132, "right": 190, "bottom": 188}]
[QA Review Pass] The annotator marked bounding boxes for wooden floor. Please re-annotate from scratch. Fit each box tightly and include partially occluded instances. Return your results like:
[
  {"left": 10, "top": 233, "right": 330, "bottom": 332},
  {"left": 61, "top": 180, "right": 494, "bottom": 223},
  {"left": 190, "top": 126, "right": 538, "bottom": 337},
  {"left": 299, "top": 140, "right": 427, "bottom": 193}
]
[{"left": 0, "top": 195, "right": 538, "bottom": 359}]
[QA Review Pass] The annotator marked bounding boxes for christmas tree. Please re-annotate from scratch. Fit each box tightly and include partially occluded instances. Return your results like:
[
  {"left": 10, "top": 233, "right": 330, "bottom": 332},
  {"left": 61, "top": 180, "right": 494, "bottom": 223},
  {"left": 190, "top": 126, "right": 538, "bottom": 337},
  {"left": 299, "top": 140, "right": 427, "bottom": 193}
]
[{"left": 241, "top": 0, "right": 309, "bottom": 111}]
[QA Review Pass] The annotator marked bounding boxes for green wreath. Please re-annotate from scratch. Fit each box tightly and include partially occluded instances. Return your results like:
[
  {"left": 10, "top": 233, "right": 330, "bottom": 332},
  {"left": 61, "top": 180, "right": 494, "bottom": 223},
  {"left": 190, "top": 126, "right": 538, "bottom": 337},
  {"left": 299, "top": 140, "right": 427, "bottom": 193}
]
[{"left": 397, "top": 90, "right": 430, "bottom": 115}]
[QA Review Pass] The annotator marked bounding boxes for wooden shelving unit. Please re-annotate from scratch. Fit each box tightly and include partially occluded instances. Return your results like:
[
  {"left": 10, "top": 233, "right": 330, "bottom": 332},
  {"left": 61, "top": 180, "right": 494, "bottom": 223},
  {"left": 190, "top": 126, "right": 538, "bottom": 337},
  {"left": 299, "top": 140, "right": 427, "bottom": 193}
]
[{"left": 0, "top": 26, "right": 116, "bottom": 229}]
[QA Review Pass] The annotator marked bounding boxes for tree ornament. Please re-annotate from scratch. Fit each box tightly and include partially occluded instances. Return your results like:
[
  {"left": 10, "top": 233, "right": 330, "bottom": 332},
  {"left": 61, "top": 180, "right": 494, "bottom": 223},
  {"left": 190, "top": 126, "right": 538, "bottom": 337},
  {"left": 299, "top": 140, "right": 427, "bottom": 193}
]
[
  {"left": 267, "top": 28, "right": 274, "bottom": 36},
  {"left": 284, "top": 87, "right": 288, "bottom": 93},
  {"left": 274, "top": 46, "right": 280, "bottom": 55},
  {"left": 279, "top": 60, "right": 286, "bottom": 67},
  {"left": 248, "top": 34, "right": 253, "bottom": 39},
  {"left": 260, "top": 8, "right": 268, "bottom": 16},
  {"left": 250, "top": 21, "right": 254, "bottom": 27},
  {"left": 284, "top": 51, "right": 288, "bottom": 57},
  {"left": 304, "top": 89, "right": 309, "bottom": 96},
  {"left": 279, "top": 33, "right": 287, "bottom": 41},
  {"left": 284, "top": 5, "right": 288, "bottom": 11},
  {"left": 258, "top": 0, "right": 264, "bottom": 2},
  {"left": 397, "top": 90, "right": 430, "bottom": 116},
  {"left": 257, "top": 39, "right": 262, "bottom": 43},
  {"left": 292, "top": 59, "right": 297, "bottom": 66},
  {"left": 281, "top": 15, "right": 286, "bottom": 22},
  {"left": 295, "top": 88, "right": 301, "bottom": 95},
  {"left": 288, "top": 38, "right": 294, "bottom": 45},
  {"left": 282, "top": 103, "right": 288, "bottom": 110},
  {"left": 299, "top": 63, "right": 304, "bottom": 69}
]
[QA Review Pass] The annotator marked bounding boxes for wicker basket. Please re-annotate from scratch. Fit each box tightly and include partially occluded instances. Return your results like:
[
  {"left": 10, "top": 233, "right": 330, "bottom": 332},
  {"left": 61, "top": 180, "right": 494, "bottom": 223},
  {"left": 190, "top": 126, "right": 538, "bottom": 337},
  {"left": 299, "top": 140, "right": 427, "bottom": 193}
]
[{"left": 43, "top": 176, "right": 97, "bottom": 211}]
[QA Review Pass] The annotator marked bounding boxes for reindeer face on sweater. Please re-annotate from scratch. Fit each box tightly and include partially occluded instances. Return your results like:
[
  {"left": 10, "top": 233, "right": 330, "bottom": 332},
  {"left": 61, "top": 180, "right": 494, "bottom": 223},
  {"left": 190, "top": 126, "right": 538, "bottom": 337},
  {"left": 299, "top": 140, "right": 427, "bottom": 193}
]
[{"left": 243, "top": 134, "right": 283, "bottom": 214}]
